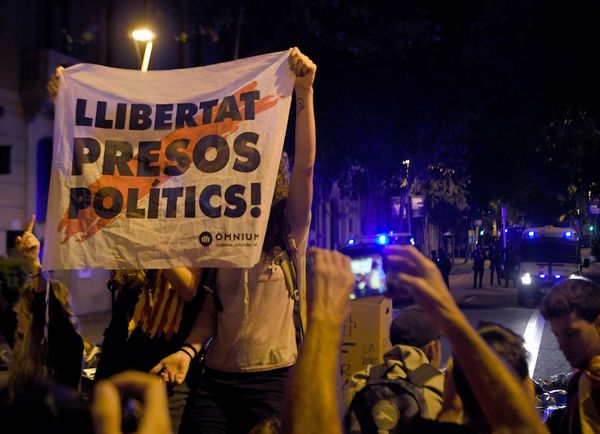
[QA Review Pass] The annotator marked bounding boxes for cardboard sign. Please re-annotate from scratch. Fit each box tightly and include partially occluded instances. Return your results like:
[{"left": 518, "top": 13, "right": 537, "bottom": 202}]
[{"left": 341, "top": 296, "right": 393, "bottom": 385}]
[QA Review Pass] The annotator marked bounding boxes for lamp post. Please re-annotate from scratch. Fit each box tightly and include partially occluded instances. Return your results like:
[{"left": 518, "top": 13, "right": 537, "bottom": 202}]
[
  {"left": 402, "top": 160, "right": 411, "bottom": 234},
  {"left": 131, "top": 28, "right": 155, "bottom": 72}
]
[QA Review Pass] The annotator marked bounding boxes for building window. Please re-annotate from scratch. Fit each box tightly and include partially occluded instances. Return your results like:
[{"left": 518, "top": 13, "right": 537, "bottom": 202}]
[
  {"left": 37, "top": 138, "right": 53, "bottom": 221},
  {"left": 0, "top": 146, "right": 11, "bottom": 174}
]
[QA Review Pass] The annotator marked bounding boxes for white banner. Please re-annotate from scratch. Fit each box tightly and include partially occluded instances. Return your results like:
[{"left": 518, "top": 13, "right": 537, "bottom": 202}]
[{"left": 43, "top": 50, "right": 295, "bottom": 270}]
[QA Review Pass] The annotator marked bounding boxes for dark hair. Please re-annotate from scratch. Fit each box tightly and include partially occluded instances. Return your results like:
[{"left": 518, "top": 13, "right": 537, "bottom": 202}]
[
  {"left": 8, "top": 280, "right": 79, "bottom": 397},
  {"left": 540, "top": 278, "right": 600, "bottom": 322},
  {"left": 0, "top": 379, "right": 93, "bottom": 434},
  {"left": 453, "top": 322, "right": 530, "bottom": 430}
]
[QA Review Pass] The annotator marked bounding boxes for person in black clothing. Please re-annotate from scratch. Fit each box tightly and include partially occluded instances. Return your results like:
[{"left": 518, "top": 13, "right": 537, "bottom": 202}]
[
  {"left": 471, "top": 244, "right": 485, "bottom": 289},
  {"left": 437, "top": 248, "right": 452, "bottom": 289},
  {"left": 9, "top": 215, "right": 83, "bottom": 396},
  {"left": 488, "top": 243, "right": 502, "bottom": 286},
  {"left": 48, "top": 66, "right": 204, "bottom": 432},
  {"left": 502, "top": 242, "right": 517, "bottom": 288}
]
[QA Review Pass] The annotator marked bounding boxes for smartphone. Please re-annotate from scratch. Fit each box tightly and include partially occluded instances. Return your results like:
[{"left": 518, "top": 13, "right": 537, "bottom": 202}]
[
  {"left": 349, "top": 254, "right": 387, "bottom": 299},
  {"left": 349, "top": 251, "right": 413, "bottom": 303}
]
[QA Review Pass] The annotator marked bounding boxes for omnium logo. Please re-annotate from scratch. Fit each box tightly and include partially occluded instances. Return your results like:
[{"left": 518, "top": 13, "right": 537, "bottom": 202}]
[
  {"left": 199, "top": 232, "right": 213, "bottom": 247},
  {"left": 215, "top": 232, "right": 259, "bottom": 241},
  {"left": 198, "top": 231, "right": 260, "bottom": 247}
]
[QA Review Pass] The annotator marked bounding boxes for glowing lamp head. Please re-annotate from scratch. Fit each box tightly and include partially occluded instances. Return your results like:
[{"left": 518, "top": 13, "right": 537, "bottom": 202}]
[
  {"left": 527, "top": 231, "right": 535, "bottom": 238},
  {"left": 347, "top": 238, "right": 356, "bottom": 246},
  {"left": 554, "top": 274, "right": 561, "bottom": 279},
  {"left": 539, "top": 273, "right": 546, "bottom": 279},
  {"left": 132, "top": 29, "right": 155, "bottom": 41},
  {"left": 409, "top": 237, "right": 415, "bottom": 245},
  {"left": 521, "top": 273, "right": 532, "bottom": 285},
  {"left": 564, "top": 231, "right": 572, "bottom": 238}
]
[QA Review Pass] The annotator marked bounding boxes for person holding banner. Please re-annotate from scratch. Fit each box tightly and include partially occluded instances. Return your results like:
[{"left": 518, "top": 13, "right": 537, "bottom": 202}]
[
  {"left": 48, "top": 68, "right": 204, "bottom": 432},
  {"left": 8, "top": 215, "right": 83, "bottom": 396},
  {"left": 151, "top": 47, "right": 316, "bottom": 434}
]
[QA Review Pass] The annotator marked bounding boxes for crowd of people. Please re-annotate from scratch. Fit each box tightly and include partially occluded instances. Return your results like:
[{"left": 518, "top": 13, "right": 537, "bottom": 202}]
[{"left": 0, "top": 47, "right": 599, "bottom": 434}]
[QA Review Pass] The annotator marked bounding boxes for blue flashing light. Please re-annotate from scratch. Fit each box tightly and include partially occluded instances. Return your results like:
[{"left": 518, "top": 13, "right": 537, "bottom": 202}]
[
  {"left": 409, "top": 237, "right": 415, "bottom": 245},
  {"left": 504, "top": 229, "right": 508, "bottom": 233},
  {"left": 376, "top": 234, "right": 389, "bottom": 245},
  {"left": 479, "top": 230, "right": 484, "bottom": 236},
  {"left": 539, "top": 273, "right": 546, "bottom": 279},
  {"left": 590, "top": 225, "right": 595, "bottom": 232},
  {"left": 347, "top": 238, "right": 356, "bottom": 246},
  {"left": 564, "top": 231, "right": 572, "bottom": 238},
  {"left": 527, "top": 231, "right": 535, "bottom": 238},
  {"left": 554, "top": 274, "right": 561, "bottom": 279}
]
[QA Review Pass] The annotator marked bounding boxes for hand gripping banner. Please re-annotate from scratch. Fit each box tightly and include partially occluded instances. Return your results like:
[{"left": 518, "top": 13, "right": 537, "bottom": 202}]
[{"left": 43, "top": 50, "right": 295, "bottom": 270}]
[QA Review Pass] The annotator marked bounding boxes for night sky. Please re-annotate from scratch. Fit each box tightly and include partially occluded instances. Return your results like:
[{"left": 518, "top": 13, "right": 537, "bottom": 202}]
[{"left": 5, "top": 0, "right": 600, "bottom": 228}]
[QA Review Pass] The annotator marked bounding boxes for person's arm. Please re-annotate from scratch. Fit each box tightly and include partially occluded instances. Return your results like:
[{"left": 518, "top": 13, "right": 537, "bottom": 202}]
[
  {"left": 48, "top": 291, "right": 84, "bottom": 390},
  {"left": 150, "top": 293, "right": 217, "bottom": 384},
  {"left": 15, "top": 214, "right": 45, "bottom": 292},
  {"left": 286, "top": 47, "right": 316, "bottom": 244},
  {"left": 47, "top": 66, "right": 64, "bottom": 104},
  {"left": 281, "top": 248, "right": 354, "bottom": 434},
  {"left": 383, "top": 245, "right": 548, "bottom": 434},
  {"left": 436, "top": 358, "right": 464, "bottom": 424},
  {"left": 162, "top": 268, "right": 202, "bottom": 302}
]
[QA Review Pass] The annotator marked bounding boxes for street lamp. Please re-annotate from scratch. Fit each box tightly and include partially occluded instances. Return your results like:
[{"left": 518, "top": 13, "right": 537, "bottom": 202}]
[
  {"left": 402, "top": 159, "right": 411, "bottom": 233},
  {"left": 131, "top": 28, "right": 155, "bottom": 72}
]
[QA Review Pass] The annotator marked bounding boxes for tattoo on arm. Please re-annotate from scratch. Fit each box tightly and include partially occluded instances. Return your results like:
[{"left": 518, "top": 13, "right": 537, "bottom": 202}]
[{"left": 296, "top": 97, "right": 305, "bottom": 116}]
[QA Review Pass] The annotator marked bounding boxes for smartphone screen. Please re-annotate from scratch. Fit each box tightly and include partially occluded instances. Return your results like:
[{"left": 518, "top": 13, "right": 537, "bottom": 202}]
[{"left": 349, "top": 254, "right": 387, "bottom": 299}]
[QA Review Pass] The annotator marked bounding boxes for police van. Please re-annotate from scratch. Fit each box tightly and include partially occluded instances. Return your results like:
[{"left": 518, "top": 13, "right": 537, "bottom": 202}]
[
  {"left": 340, "top": 232, "right": 415, "bottom": 301},
  {"left": 517, "top": 226, "right": 588, "bottom": 305}
]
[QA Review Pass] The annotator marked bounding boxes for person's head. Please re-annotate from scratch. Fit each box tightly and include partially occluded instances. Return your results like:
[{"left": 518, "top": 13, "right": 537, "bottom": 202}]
[
  {"left": 453, "top": 322, "right": 531, "bottom": 433},
  {"left": 541, "top": 278, "right": 600, "bottom": 369},
  {"left": 272, "top": 151, "right": 290, "bottom": 205},
  {"left": 9, "top": 279, "right": 79, "bottom": 397},
  {"left": 249, "top": 416, "right": 281, "bottom": 434},
  {"left": 262, "top": 152, "right": 292, "bottom": 262},
  {"left": 389, "top": 305, "right": 442, "bottom": 368},
  {"left": 0, "top": 378, "right": 93, "bottom": 434},
  {"left": 109, "top": 269, "right": 154, "bottom": 292}
]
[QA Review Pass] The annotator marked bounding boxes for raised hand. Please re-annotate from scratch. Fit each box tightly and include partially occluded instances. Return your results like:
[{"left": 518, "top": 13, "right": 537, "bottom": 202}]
[
  {"left": 289, "top": 47, "right": 316, "bottom": 91},
  {"left": 383, "top": 245, "right": 457, "bottom": 319},
  {"left": 92, "top": 371, "right": 172, "bottom": 434},
  {"left": 307, "top": 247, "right": 354, "bottom": 327},
  {"left": 15, "top": 214, "right": 41, "bottom": 272},
  {"left": 46, "top": 66, "right": 64, "bottom": 104}
]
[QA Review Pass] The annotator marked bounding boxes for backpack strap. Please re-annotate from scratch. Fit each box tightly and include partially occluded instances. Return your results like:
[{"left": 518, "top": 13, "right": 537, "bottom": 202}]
[
  {"left": 367, "top": 363, "right": 393, "bottom": 383},
  {"left": 278, "top": 245, "right": 304, "bottom": 349},
  {"left": 407, "top": 363, "right": 440, "bottom": 387}
]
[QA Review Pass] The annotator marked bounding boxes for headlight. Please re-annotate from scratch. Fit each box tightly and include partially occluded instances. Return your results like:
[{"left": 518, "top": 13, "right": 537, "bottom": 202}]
[{"left": 521, "top": 273, "right": 532, "bottom": 285}]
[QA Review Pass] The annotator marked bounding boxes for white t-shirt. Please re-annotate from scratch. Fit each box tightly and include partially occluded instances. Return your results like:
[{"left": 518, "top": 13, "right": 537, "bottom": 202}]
[{"left": 205, "top": 225, "right": 309, "bottom": 373}]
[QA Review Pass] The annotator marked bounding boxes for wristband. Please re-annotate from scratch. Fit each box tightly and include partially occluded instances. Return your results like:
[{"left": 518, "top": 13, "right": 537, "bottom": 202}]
[
  {"left": 180, "top": 342, "right": 199, "bottom": 359},
  {"left": 177, "top": 347, "right": 194, "bottom": 362}
]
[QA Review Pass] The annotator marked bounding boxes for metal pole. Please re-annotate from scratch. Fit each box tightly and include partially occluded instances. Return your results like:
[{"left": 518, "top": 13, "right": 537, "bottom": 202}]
[{"left": 502, "top": 205, "right": 507, "bottom": 248}]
